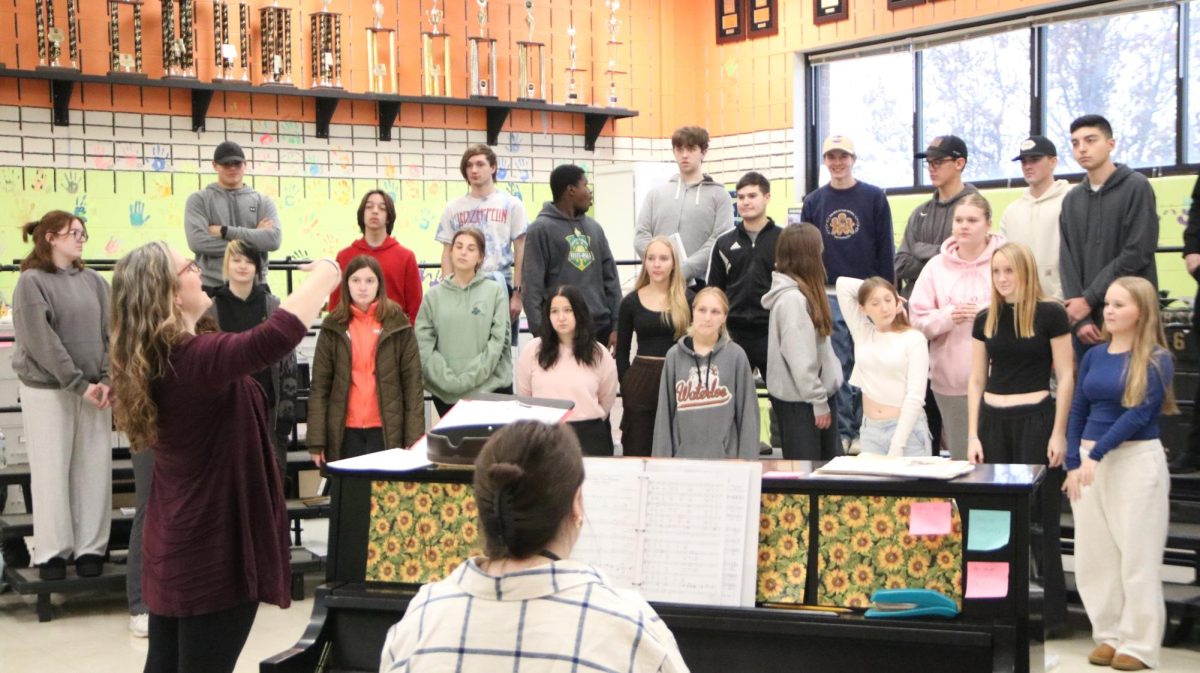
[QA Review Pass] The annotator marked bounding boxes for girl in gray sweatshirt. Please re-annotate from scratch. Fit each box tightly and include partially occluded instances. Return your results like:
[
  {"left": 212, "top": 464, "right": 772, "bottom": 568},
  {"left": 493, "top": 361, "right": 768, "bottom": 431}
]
[{"left": 652, "top": 287, "right": 760, "bottom": 459}]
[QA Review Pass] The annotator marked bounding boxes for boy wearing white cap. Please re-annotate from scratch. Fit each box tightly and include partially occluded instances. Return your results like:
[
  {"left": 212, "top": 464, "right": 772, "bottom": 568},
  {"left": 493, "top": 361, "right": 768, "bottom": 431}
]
[{"left": 800, "top": 135, "right": 895, "bottom": 451}]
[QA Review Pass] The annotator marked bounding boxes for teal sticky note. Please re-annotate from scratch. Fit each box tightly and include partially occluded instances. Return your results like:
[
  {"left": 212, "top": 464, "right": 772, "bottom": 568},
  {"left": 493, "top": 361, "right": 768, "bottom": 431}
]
[{"left": 967, "top": 509, "right": 1010, "bottom": 552}]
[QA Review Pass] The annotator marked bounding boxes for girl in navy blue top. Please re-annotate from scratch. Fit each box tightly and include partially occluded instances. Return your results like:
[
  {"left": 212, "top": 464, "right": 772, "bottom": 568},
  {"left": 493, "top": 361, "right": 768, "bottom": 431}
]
[{"left": 1064, "top": 276, "right": 1177, "bottom": 670}]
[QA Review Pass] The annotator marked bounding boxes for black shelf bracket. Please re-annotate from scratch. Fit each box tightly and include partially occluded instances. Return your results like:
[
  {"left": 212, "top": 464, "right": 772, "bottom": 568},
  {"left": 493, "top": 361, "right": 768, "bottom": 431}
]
[
  {"left": 583, "top": 113, "right": 611, "bottom": 152},
  {"left": 377, "top": 100, "right": 400, "bottom": 141},
  {"left": 50, "top": 79, "right": 74, "bottom": 126},
  {"left": 314, "top": 97, "right": 340, "bottom": 139},
  {"left": 2, "top": 68, "right": 638, "bottom": 149},
  {"left": 485, "top": 107, "right": 511, "bottom": 147},
  {"left": 191, "top": 89, "right": 215, "bottom": 132}
]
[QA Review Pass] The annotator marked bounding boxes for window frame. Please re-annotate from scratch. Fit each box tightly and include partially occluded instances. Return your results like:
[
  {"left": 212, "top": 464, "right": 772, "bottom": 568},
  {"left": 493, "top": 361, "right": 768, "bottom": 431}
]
[{"left": 803, "top": 0, "right": 1200, "bottom": 196}]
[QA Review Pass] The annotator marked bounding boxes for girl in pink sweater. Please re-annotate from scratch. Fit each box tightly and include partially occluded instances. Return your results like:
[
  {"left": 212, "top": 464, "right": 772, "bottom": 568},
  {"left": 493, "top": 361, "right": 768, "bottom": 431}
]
[
  {"left": 516, "top": 285, "right": 618, "bottom": 455},
  {"left": 909, "top": 193, "right": 1004, "bottom": 459}
]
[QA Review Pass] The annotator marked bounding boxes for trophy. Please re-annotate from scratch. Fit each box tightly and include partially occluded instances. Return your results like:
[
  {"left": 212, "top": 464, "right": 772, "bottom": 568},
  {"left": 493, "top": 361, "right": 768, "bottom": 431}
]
[
  {"left": 259, "top": 2, "right": 295, "bottom": 86},
  {"left": 106, "top": 1, "right": 146, "bottom": 77},
  {"left": 602, "top": 1, "right": 626, "bottom": 107},
  {"left": 34, "top": 0, "right": 81, "bottom": 71},
  {"left": 516, "top": 0, "right": 545, "bottom": 101},
  {"left": 467, "top": 0, "right": 497, "bottom": 98},
  {"left": 563, "top": 24, "right": 587, "bottom": 105},
  {"left": 212, "top": 2, "right": 251, "bottom": 82},
  {"left": 421, "top": 0, "right": 452, "bottom": 96},
  {"left": 310, "top": 0, "right": 344, "bottom": 89},
  {"left": 161, "top": 0, "right": 197, "bottom": 79},
  {"left": 365, "top": 0, "right": 397, "bottom": 93}
]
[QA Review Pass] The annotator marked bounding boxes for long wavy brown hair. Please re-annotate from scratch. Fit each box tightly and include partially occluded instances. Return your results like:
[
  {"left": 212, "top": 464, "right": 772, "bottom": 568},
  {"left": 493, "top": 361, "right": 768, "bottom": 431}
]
[
  {"left": 109, "top": 242, "right": 190, "bottom": 451},
  {"left": 774, "top": 223, "right": 832, "bottom": 337},
  {"left": 20, "top": 210, "right": 87, "bottom": 273},
  {"left": 327, "top": 255, "right": 403, "bottom": 325}
]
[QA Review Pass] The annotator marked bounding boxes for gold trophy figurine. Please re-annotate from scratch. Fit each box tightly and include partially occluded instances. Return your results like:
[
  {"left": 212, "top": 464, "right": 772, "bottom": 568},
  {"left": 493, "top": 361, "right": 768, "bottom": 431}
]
[
  {"left": 366, "top": 0, "right": 397, "bottom": 93},
  {"left": 564, "top": 24, "right": 587, "bottom": 105},
  {"left": 603, "top": 0, "right": 626, "bottom": 107},
  {"left": 516, "top": 0, "right": 546, "bottom": 101},
  {"left": 421, "top": 0, "right": 452, "bottom": 96},
  {"left": 467, "top": 0, "right": 498, "bottom": 98}
]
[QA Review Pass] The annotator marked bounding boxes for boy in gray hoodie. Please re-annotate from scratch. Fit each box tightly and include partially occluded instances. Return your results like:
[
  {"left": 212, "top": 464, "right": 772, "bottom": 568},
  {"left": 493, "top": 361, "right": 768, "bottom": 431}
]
[
  {"left": 523, "top": 165, "right": 622, "bottom": 346},
  {"left": 1059, "top": 114, "right": 1158, "bottom": 349},
  {"left": 184, "top": 141, "right": 282, "bottom": 291},
  {"left": 634, "top": 126, "right": 734, "bottom": 282}
]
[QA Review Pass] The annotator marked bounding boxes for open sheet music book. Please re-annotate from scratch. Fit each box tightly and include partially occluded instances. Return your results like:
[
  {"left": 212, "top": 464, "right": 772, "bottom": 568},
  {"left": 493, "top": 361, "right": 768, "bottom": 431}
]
[
  {"left": 813, "top": 454, "right": 975, "bottom": 480},
  {"left": 572, "top": 458, "right": 763, "bottom": 608}
]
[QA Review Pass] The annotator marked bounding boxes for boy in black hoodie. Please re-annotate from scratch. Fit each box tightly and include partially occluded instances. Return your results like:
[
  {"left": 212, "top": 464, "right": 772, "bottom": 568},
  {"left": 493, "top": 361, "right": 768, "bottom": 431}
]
[
  {"left": 707, "top": 172, "right": 781, "bottom": 380},
  {"left": 522, "top": 165, "right": 622, "bottom": 347},
  {"left": 1059, "top": 114, "right": 1159, "bottom": 351}
]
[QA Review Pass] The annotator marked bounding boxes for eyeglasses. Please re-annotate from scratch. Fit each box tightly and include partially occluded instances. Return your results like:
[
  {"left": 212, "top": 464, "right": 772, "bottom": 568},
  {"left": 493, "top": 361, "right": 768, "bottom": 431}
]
[
  {"left": 177, "top": 260, "right": 201, "bottom": 277},
  {"left": 56, "top": 229, "right": 88, "bottom": 242},
  {"left": 925, "top": 158, "right": 954, "bottom": 169}
]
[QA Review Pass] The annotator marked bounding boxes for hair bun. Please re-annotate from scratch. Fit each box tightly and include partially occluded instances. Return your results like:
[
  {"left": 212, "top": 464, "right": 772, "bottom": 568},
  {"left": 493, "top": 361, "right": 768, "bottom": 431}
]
[
  {"left": 20, "top": 220, "right": 39, "bottom": 241},
  {"left": 487, "top": 461, "right": 524, "bottom": 487}
]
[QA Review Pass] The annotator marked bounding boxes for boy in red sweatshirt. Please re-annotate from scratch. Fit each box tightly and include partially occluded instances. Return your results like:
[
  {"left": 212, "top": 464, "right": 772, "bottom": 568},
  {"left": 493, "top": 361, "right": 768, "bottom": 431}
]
[{"left": 328, "top": 190, "right": 423, "bottom": 325}]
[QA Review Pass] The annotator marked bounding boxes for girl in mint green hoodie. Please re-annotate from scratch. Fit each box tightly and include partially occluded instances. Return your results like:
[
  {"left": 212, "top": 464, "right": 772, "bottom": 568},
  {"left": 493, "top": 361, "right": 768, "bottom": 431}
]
[{"left": 415, "top": 228, "right": 513, "bottom": 417}]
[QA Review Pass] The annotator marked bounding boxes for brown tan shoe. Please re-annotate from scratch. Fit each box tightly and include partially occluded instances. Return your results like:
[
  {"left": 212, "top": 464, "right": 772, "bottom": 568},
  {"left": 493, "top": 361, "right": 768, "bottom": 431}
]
[
  {"left": 1110, "top": 653, "right": 1149, "bottom": 671},
  {"left": 1087, "top": 644, "right": 1116, "bottom": 666}
]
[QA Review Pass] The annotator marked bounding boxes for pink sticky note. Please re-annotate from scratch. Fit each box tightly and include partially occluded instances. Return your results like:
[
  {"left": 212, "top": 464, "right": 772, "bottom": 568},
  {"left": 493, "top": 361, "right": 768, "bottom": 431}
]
[
  {"left": 965, "top": 561, "right": 1009, "bottom": 599},
  {"left": 908, "top": 501, "right": 952, "bottom": 536}
]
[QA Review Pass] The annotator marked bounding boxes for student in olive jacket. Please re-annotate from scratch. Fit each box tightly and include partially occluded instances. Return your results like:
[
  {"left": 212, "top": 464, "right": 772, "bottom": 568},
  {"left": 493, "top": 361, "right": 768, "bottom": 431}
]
[{"left": 307, "top": 256, "right": 424, "bottom": 466}]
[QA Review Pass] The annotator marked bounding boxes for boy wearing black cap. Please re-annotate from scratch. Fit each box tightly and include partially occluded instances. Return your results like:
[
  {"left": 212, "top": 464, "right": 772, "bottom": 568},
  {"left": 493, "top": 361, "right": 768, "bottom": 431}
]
[
  {"left": 999, "top": 136, "right": 1071, "bottom": 299},
  {"left": 184, "top": 140, "right": 282, "bottom": 292},
  {"left": 1058, "top": 114, "right": 1158, "bottom": 349},
  {"left": 894, "top": 134, "right": 978, "bottom": 297}
]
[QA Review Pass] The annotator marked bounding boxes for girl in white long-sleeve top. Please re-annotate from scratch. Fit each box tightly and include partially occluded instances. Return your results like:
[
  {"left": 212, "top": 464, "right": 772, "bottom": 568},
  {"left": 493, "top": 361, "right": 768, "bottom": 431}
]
[{"left": 835, "top": 276, "right": 931, "bottom": 456}]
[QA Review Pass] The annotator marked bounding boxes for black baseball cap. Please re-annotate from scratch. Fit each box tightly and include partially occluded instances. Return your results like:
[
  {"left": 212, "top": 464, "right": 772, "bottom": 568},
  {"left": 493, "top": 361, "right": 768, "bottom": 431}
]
[
  {"left": 213, "top": 141, "right": 246, "bottom": 164},
  {"left": 1011, "top": 135, "right": 1057, "bottom": 161},
  {"left": 916, "top": 135, "right": 968, "bottom": 161}
]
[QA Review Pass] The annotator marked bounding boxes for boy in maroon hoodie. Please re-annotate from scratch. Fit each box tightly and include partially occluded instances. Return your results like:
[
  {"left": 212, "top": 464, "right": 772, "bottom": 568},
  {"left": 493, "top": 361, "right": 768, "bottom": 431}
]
[{"left": 328, "top": 190, "right": 423, "bottom": 325}]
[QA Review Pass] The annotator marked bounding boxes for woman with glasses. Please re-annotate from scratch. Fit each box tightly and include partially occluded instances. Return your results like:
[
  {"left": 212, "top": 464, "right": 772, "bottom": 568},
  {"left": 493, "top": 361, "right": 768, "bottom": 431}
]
[
  {"left": 11, "top": 211, "right": 112, "bottom": 581},
  {"left": 108, "top": 242, "right": 340, "bottom": 673}
]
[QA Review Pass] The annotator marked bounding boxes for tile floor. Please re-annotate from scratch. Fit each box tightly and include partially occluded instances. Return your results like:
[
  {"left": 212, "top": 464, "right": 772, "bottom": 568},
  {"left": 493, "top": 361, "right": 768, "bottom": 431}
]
[{"left": 2, "top": 519, "right": 1198, "bottom": 672}]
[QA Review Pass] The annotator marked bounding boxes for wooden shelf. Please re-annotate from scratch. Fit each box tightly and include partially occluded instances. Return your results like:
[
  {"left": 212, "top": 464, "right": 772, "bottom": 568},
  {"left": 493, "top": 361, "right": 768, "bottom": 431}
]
[{"left": 0, "top": 68, "right": 638, "bottom": 150}]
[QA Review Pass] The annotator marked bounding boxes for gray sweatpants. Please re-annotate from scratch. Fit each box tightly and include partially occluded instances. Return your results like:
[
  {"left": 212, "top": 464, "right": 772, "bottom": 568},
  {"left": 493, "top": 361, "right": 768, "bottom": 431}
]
[{"left": 20, "top": 385, "right": 112, "bottom": 564}]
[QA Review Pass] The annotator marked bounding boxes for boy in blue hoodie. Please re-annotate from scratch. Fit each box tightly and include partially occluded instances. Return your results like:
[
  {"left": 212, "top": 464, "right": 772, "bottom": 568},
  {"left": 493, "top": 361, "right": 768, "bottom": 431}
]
[{"left": 522, "top": 165, "right": 622, "bottom": 347}]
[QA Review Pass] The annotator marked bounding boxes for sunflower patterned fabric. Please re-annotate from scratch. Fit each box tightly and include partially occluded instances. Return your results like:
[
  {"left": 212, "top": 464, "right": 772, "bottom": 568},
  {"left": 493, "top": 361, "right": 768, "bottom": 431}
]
[
  {"left": 756, "top": 493, "right": 810, "bottom": 604},
  {"left": 816, "top": 495, "right": 963, "bottom": 608},
  {"left": 366, "top": 481, "right": 482, "bottom": 584}
]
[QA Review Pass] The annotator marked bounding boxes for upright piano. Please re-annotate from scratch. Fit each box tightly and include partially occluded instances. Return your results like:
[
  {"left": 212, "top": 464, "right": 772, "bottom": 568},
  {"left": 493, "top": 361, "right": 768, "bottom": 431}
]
[{"left": 263, "top": 459, "right": 1044, "bottom": 673}]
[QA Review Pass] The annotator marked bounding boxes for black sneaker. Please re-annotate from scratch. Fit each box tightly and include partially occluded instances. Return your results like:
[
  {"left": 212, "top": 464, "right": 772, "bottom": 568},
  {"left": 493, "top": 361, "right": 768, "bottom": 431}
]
[
  {"left": 75, "top": 554, "right": 104, "bottom": 578},
  {"left": 38, "top": 557, "right": 67, "bottom": 581}
]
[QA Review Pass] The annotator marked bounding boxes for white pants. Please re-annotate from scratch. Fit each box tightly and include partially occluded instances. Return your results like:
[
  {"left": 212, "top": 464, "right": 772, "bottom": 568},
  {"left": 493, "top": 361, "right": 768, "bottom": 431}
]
[
  {"left": 1072, "top": 439, "right": 1168, "bottom": 668},
  {"left": 20, "top": 385, "right": 112, "bottom": 564}
]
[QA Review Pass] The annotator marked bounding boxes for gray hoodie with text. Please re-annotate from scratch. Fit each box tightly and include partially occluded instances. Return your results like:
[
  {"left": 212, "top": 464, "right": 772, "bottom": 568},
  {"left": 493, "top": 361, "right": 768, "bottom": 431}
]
[{"left": 651, "top": 333, "right": 760, "bottom": 460}]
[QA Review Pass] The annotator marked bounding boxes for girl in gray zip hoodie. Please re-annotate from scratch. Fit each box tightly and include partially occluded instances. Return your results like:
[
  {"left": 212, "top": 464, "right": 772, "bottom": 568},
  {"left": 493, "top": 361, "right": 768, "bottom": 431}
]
[
  {"left": 761, "top": 224, "right": 844, "bottom": 460},
  {"left": 652, "top": 288, "right": 760, "bottom": 459}
]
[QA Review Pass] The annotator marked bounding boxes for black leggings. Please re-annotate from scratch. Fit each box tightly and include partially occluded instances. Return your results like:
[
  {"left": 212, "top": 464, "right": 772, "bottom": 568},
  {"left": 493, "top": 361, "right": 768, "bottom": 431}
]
[
  {"left": 978, "top": 397, "right": 1066, "bottom": 627},
  {"left": 144, "top": 601, "right": 258, "bottom": 673}
]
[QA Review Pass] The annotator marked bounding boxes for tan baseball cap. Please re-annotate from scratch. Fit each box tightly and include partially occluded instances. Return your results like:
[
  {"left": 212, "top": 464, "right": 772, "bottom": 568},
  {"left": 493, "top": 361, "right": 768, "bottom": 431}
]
[{"left": 822, "top": 135, "right": 856, "bottom": 157}]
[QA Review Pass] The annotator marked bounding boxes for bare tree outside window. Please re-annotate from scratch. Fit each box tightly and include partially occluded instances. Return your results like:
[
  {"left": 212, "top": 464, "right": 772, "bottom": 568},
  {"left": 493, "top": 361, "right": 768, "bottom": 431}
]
[
  {"left": 920, "top": 30, "right": 1030, "bottom": 184},
  {"left": 1045, "top": 8, "right": 1177, "bottom": 170},
  {"left": 814, "top": 53, "right": 915, "bottom": 189},
  {"left": 1188, "top": 3, "right": 1200, "bottom": 163}
]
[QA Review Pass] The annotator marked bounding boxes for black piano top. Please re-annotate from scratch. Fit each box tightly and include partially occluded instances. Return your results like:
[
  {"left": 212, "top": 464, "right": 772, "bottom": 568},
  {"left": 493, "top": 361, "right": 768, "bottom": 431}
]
[{"left": 328, "top": 457, "right": 1045, "bottom": 497}]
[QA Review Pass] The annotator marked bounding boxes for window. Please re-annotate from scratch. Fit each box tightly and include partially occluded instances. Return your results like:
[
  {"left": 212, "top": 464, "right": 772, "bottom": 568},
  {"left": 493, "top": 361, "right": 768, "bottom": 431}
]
[
  {"left": 807, "top": 3, "right": 1196, "bottom": 192},
  {"left": 813, "top": 52, "right": 915, "bottom": 189},
  {"left": 920, "top": 30, "right": 1030, "bottom": 184},
  {"left": 1188, "top": 2, "right": 1200, "bottom": 163},
  {"left": 1044, "top": 8, "right": 1177, "bottom": 170}
]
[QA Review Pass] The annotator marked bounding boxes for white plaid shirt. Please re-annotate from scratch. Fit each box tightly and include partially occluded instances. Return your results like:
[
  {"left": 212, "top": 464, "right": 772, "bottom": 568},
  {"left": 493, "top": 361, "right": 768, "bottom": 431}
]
[{"left": 380, "top": 558, "right": 690, "bottom": 673}]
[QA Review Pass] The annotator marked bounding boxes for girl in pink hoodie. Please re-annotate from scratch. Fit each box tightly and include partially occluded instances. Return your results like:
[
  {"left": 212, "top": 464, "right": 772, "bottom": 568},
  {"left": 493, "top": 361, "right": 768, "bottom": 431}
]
[{"left": 909, "top": 193, "right": 1004, "bottom": 460}]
